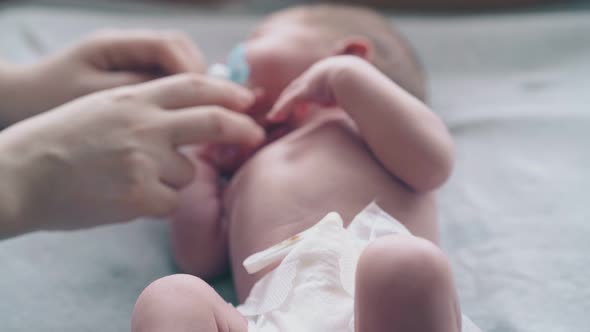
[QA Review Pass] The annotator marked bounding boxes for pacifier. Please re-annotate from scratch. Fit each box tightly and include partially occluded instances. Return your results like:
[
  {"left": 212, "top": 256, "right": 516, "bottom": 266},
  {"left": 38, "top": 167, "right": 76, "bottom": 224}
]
[{"left": 207, "top": 43, "right": 250, "bottom": 85}]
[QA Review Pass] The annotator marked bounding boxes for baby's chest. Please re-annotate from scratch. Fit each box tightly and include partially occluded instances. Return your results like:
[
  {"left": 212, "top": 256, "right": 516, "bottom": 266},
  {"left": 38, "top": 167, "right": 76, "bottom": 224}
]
[{"left": 225, "top": 125, "right": 399, "bottom": 212}]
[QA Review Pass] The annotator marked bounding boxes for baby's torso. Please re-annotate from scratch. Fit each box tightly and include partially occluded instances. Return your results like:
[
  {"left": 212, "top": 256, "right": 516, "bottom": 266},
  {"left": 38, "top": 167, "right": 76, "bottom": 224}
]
[{"left": 223, "top": 112, "right": 438, "bottom": 301}]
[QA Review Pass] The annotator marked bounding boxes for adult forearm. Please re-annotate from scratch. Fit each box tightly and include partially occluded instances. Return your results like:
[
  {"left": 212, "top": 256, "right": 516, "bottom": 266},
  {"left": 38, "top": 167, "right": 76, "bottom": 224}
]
[
  {"left": 0, "top": 141, "right": 33, "bottom": 239},
  {"left": 0, "top": 61, "right": 49, "bottom": 127},
  {"left": 0, "top": 62, "right": 25, "bottom": 127},
  {"left": 330, "top": 0, "right": 556, "bottom": 10}
]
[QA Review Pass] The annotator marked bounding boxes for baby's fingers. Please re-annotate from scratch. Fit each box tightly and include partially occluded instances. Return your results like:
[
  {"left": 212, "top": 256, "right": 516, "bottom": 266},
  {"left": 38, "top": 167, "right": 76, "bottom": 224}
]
[{"left": 267, "top": 82, "right": 307, "bottom": 123}]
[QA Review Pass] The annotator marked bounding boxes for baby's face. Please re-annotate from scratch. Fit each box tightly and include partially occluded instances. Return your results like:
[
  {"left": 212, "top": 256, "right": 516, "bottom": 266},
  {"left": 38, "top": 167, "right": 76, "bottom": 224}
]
[
  {"left": 209, "top": 12, "right": 330, "bottom": 174},
  {"left": 243, "top": 12, "right": 329, "bottom": 109}
]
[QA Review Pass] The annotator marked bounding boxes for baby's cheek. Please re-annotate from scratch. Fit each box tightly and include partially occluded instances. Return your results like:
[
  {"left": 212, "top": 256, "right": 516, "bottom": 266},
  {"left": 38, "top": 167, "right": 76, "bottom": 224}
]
[{"left": 248, "top": 49, "right": 294, "bottom": 101}]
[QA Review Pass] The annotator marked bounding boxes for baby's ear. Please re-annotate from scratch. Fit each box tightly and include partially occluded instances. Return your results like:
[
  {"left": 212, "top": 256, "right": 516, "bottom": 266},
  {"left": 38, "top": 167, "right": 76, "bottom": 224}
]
[{"left": 332, "top": 36, "right": 374, "bottom": 61}]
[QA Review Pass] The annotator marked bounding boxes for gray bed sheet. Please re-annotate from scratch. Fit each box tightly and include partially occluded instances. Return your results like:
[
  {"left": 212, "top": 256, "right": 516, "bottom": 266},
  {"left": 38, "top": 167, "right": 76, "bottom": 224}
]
[{"left": 1, "top": 1, "right": 589, "bottom": 332}]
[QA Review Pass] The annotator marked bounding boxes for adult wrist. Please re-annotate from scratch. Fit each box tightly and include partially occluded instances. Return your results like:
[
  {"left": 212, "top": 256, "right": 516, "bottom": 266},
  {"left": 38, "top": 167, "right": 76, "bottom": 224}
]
[
  {"left": 0, "top": 141, "right": 34, "bottom": 238},
  {"left": 0, "top": 62, "right": 40, "bottom": 127}
]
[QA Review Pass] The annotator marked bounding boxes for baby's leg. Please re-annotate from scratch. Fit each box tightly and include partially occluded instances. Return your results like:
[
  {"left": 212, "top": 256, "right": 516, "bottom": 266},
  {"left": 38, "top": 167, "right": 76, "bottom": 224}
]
[
  {"left": 355, "top": 235, "right": 462, "bottom": 332},
  {"left": 171, "top": 147, "right": 227, "bottom": 279},
  {"left": 132, "top": 274, "right": 248, "bottom": 332}
]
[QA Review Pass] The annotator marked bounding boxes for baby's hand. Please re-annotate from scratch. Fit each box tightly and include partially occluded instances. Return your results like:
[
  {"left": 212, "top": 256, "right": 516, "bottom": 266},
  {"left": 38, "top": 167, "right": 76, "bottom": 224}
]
[{"left": 267, "top": 55, "right": 366, "bottom": 123}]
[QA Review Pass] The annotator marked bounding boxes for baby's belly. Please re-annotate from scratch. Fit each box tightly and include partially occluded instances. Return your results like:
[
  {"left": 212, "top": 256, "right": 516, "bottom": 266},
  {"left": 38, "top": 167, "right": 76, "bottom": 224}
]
[{"left": 225, "top": 118, "right": 438, "bottom": 302}]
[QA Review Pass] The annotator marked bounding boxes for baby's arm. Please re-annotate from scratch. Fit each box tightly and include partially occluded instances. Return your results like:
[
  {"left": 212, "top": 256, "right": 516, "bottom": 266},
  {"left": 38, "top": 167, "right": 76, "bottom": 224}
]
[
  {"left": 328, "top": 57, "right": 453, "bottom": 192},
  {"left": 269, "top": 56, "right": 453, "bottom": 192},
  {"left": 170, "top": 146, "right": 229, "bottom": 279}
]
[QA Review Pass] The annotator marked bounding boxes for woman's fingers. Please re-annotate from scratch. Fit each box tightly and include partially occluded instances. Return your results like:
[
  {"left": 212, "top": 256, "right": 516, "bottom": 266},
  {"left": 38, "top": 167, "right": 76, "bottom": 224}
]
[
  {"left": 165, "top": 105, "right": 265, "bottom": 147},
  {"left": 136, "top": 74, "right": 255, "bottom": 111}
]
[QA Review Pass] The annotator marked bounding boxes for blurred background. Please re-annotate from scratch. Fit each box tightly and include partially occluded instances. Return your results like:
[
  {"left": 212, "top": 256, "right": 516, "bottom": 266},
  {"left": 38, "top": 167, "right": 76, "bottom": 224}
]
[{"left": 0, "top": 1, "right": 589, "bottom": 332}]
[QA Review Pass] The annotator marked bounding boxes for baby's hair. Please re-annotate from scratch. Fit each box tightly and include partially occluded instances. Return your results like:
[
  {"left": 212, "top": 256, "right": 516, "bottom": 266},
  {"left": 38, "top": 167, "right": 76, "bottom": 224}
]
[{"left": 285, "top": 4, "right": 427, "bottom": 101}]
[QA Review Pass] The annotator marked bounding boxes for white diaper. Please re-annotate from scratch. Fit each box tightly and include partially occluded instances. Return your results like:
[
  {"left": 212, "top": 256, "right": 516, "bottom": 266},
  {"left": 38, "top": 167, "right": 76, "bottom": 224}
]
[{"left": 237, "top": 203, "right": 481, "bottom": 332}]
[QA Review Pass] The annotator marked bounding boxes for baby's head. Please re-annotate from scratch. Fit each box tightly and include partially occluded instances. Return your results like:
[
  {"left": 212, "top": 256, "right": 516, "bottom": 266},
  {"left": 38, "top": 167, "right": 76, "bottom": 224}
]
[
  {"left": 243, "top": 4, "right": 426, "bottom": 106},
  {"left": 208, "top": 5, "right": 426, "bottom": 174}
]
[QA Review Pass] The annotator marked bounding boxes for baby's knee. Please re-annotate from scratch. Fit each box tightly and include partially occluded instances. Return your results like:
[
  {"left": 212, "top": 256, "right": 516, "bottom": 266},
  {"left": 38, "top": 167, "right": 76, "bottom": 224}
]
[
  {"left": 138, "top": 274, "right": 213, "bottom": 300},
  {"left": 132, "top": 274, "right": 215, "bottom": 332},
  {"left": 356, "top": 235, "right": 452, "bottom": 298}
]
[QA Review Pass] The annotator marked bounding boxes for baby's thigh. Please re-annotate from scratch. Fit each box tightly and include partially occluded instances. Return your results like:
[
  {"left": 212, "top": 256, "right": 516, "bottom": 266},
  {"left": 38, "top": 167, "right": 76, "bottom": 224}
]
[
  {"left": 173, "top": 147, "right": 221, "bottom": 223},
  {"left": 132, "top": 274, "right": 247, "bottom": 332},
  {"left": 170, "top": 148, "right": 228, "bottom": 278},
  {"left": 354, "top": 235, "right": 461, "bottom": 332}
]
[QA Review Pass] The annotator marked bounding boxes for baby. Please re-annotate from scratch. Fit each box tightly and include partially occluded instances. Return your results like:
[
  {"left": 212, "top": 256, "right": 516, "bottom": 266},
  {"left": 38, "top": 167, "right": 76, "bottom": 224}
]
[{"left": 133, "top": 5, "right": 479, "bottom": 332}]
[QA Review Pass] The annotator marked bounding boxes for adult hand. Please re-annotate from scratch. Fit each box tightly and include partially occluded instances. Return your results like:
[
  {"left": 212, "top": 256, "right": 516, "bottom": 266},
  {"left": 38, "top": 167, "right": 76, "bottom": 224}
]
[
  {"left": 1, "top": 30, "right": 205, "bottom": 126},
  {"left": 0, "top": 74, "right": 264, "bottom": 238}
]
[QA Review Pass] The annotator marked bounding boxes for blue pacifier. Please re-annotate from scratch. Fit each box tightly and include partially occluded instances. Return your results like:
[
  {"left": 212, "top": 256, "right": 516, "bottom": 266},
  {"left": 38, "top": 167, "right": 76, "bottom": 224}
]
[{"left": 208, "top": 43, "right": 250, "bottom": 85}]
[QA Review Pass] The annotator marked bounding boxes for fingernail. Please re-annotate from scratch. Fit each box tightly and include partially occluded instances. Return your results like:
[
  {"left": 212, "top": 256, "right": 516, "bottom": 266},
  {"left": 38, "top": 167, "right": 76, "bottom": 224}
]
[
  {"left": 253, "top": 87, "right": 265, "bottom": 99},
  {"left": 238, "top": 90, "right": 255, "bottom": 108}
]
